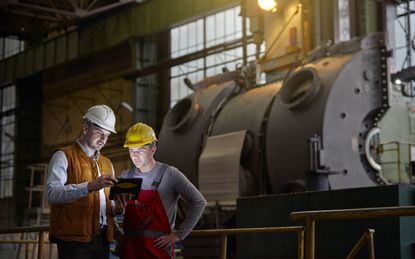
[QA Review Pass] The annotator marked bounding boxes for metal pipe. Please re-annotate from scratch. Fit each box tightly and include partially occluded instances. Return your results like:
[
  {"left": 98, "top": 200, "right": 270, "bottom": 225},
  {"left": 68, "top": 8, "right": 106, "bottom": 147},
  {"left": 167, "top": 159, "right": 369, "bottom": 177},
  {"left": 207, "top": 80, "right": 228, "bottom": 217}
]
[
  {"left": 409, "top": 144, "right": 412, "bottom": 182},
  {"left": 189, "top": 226, "right": 304, "bottom": 259},
  {"left": 291, "top": 206, "right": 415, "bottom": 221},
  {"left": 0, "top": 226, "right": 48, "bottom": 234},
  {"left": 241, "top": 0, "right": 248, "bottom": 65},
  {"left": 305, "top": 218, "right": 315, "bottom": 259},
  {"left": 298, "top": 226, "right": 305, "bottom": 259},
  {"left": 1, "top": 225, "right": 304, "bottom": 258},
  {"left": 38, "top": 231, "right": 45, "bottom": 259},
  {"left": 404, "top": 0, "right": 412, "bottom": 67},
  {"left": 190, "top": 226, "right": 304, "bottom": 236},
  {"left": 0, "top": 240, "right": 50, "bottom": 244},
  {"left": 346, "top": 229, "right": 375, "bottom": 259},
  {"left": 398, "top": 142, "right": 402, "bottom": 183},
  {"left": 291, "top": 206, "right": 415, "bottom": 259},
  {"left": 368, "top": 229, "right": 375, "bottom": 259},
  {"left": 379, "top": 140, "right": 415, "bottom": 183},
  {"left": 221, "top": 234, "right": 228, "bottom": 259},
  {"left": 263, "top": 4, "right": 301, "bottom": 58},
  {"left": 381, "top": 140, "right": 415, "bottom": 145}
]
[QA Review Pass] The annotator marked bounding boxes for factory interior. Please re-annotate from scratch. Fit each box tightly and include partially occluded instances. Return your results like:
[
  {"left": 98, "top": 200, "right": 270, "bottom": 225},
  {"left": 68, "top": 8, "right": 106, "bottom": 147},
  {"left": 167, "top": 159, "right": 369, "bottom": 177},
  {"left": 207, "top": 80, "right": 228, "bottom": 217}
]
[{"left": 1, "top": 0, "right": 415, "bottom": 258}]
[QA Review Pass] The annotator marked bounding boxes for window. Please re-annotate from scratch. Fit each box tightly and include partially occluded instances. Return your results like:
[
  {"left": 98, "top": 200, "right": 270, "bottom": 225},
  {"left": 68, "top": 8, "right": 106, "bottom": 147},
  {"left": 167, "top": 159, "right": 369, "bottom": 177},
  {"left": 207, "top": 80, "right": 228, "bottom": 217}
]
[
  {"left": 170, "top": 6, "right": 263, "bottom": 106},
  {"left": 394, "top": 1, "right": 415, "bottom": 70},
  {"left": 170, "top": 58, "right": 204, "bottom": 103},
  {"left": 0, "top": 36, "right": 24, "bottom": 60},
  {"left": 0, "top": 37, "right": 21, "bottom": 198},
  {"left": 336, "top": 0, "right": 350, "bottom": 42},
  {"left": 171, "top": 19, "right": 204, "bottom": 58},
  {"left": 0, "top": 85, "right": 16, "bottom": 198}
]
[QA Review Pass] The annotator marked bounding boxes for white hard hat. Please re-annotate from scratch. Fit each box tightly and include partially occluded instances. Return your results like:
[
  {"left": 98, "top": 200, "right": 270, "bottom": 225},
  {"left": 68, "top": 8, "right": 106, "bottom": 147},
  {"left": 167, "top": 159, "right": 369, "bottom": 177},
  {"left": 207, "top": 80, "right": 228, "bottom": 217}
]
[{"left": 83, "top": 105, "right": 117, "bottom": 133}]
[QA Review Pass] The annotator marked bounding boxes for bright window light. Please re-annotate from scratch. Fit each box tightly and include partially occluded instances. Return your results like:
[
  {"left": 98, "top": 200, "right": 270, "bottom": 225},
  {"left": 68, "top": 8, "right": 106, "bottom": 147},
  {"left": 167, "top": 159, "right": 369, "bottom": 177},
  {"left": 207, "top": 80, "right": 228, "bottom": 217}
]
[{"left": 258, "top": 0, "right": 277, "bottom": 13}]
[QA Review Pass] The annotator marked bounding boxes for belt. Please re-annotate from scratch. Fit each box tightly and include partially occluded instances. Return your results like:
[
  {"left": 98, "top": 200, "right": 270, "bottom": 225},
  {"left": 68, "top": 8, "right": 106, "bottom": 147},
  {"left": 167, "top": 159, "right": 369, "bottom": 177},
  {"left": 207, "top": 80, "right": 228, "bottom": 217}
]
[
  {"left": 99, "top": 225, "right": 107, "bottom": 236},
  {"left": 124, "top": 229, "right": 167, "bottom": 238}
]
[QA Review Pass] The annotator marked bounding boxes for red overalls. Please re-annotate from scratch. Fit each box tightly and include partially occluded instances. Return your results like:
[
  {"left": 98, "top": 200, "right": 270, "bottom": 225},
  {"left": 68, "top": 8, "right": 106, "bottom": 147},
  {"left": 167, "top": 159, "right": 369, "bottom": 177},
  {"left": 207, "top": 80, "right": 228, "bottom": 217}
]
[{"left": 120, "top": 165, "right": 174, "bottom": 259}]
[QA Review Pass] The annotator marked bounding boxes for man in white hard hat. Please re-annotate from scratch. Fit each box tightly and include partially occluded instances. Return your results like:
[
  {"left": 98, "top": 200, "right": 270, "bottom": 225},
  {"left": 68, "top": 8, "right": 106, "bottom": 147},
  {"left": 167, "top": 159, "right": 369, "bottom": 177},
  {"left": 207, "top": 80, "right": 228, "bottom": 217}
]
[{"left": 46, "top": 104, "right": 119, "bottom": 259}]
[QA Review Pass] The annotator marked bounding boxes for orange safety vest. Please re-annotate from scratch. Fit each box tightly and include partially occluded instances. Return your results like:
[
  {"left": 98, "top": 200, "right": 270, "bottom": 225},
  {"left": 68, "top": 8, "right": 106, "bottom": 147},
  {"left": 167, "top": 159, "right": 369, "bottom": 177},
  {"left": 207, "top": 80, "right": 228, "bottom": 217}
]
[{"left": 49, "top": 143, "right": 114, "bottom": 243}]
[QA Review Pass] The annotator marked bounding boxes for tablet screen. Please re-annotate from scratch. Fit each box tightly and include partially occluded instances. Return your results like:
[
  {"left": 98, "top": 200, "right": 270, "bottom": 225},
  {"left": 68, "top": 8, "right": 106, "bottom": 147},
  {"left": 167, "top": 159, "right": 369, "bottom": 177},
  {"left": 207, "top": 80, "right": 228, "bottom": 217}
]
[{"left": 109, "top": 178, "right": 143, "bottom": 200}]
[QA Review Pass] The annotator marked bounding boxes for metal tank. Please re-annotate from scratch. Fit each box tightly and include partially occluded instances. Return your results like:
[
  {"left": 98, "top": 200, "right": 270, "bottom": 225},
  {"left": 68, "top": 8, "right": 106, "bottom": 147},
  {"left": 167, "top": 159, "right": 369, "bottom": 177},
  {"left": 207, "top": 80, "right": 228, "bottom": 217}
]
[
  {"left": 266, "top": 33, "right": 389, "bottom": 192},
  {"left": 157, "top": 33, "right": 389, "bottom": 196},
  {"left": 155, "top": 80, "right": 238, "bottom": 185},
  {"left": 209, "top": 83, "right": 281, "bottom": 195}
]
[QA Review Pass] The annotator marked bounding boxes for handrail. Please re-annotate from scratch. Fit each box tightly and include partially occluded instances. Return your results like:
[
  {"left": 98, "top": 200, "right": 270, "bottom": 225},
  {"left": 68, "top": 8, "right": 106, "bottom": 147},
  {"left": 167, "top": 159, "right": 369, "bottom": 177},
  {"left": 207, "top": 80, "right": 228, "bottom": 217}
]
[
  {"left": 291, "top": 205, "right": 415, "bottom": 220},
  {"left": 0, "top": 225, "right": 304, "bottom": 259},
  {"left": 378, "top": 141, "right": 415, "bottom": 183},
  {"left": 380, "top": 140, "right": 415, "bottom": 145},
  {"left": 290, "top": 205, "right": 415, "bottom": 259},
  {"left": 346, "top": 229, "right": 375, "bottom": 259},
  {"left": 0, "top": 225, "right": 48, "bottom": 234},
  {"left": 0, "top": 225, "right": 49, "bottom": 259},
  {"left": 189, "top": 226, "right": 305, "bottom": 259}
]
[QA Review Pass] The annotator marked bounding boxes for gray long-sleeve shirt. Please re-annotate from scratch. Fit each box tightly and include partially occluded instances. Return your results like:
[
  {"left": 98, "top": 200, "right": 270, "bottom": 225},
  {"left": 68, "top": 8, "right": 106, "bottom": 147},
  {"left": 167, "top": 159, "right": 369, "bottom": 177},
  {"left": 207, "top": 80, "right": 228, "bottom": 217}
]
[{"left": 119, "top": 162, "right": 207, "bottom": 240}]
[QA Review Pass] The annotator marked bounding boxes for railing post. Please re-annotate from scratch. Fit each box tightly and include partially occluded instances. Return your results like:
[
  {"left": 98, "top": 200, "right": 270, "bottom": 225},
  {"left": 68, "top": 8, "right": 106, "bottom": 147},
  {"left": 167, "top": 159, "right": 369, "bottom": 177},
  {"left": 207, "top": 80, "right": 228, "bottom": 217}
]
[
  {"left": 397, "top": 142, "right": 402, "bottom": 183},
  {"left": 220, "top": 234, "right": 227, "bottom": 259},
  {"left": 298, "top": 228, "right": 304, "bottom": 259},
  {"left": 305, "top": 218, "right": 315, "bottom": 259},
  {"left": 346, "top": 228, "right": 375, "bottom": 259},
  {"left": 37, "top": 231, "right": 45, "bottom": 259},
  {"left": 367, "top": 229, "right": 375, "bottom": 259}
]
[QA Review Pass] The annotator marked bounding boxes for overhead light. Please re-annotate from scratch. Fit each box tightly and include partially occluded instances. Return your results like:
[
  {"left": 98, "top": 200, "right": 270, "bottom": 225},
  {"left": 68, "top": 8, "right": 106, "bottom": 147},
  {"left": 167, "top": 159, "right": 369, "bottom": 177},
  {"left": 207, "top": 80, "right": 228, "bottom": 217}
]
[
  {"left": 394, "top": 79, "right": 402, "bottom": 85},
  {"left": 119, "top": 101, "right": 133, "bottom": 113},
  {"left": 258, "top": 0, "right": 277, "bottom": 13}
]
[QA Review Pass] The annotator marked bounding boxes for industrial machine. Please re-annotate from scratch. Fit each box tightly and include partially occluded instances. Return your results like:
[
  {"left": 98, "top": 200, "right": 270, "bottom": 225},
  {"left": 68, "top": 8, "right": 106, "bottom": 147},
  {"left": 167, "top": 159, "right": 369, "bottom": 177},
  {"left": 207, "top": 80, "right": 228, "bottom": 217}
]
[
  {"left": 156, "top": 31, "right": 415, "bottom": 259},
  {"left": 156, "top": 33, "right": 396, "bottom": 200}
]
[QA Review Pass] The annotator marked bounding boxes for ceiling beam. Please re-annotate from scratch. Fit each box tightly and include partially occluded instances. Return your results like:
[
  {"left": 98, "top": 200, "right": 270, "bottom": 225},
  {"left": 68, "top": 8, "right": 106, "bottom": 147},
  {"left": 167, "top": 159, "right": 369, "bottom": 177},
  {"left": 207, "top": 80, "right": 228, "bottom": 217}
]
[
  {"left": 66, "top": 0, "right": 78, "bottom": 11},
  {"left": 9, "top": 10, "right": 61, "bottom": 21},
  {"left": 79, "top": 0, "right": 138, "bottom": 18},
  {"left": 9, "top": 2, "right": 78, "bottom": 17},
  {"left": 86, "top": 0, "right": 98, "bottom": 11}
]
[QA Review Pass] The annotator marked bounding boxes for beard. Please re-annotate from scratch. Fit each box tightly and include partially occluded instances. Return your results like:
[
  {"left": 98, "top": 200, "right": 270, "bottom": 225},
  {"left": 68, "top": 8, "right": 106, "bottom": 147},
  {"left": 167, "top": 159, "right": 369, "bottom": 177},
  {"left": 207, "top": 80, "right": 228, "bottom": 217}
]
[{"left": 87, "top": 139, "right": 105, "bottom": 151}]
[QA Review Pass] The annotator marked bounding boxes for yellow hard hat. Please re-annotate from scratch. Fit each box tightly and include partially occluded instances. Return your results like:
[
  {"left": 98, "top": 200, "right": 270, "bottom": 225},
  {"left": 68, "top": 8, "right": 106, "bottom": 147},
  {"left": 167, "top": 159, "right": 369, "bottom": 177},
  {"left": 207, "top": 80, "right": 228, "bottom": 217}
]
[{"left": 124, "top": 122, "right": 157, "bottom": 148}]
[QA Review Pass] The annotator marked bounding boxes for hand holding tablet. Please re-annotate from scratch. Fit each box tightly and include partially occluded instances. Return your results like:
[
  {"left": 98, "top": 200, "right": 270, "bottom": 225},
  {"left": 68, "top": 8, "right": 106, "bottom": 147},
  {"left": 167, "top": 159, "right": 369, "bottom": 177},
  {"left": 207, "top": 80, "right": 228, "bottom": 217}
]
[{"left": 109, "top": 178, "right": 143, "bottom": 200}]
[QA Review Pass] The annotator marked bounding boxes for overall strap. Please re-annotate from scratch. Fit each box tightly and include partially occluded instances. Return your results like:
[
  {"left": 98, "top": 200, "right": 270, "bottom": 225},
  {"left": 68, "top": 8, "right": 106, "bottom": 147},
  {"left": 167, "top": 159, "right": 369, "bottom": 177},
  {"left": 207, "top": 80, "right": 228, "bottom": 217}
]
[{"left": 150, "top": 164, "right": 169, "bottom": 190}]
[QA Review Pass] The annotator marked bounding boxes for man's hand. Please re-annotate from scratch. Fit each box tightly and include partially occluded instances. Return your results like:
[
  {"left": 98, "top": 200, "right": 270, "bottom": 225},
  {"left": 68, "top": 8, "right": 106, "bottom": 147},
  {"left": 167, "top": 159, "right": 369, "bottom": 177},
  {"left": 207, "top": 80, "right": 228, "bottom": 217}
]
[
  {"left": 154, "top": 232, "right": 179, "bottom": 249},
  {"left": 114, "top": 193, "right": 133, "bottom": 209},
  {"left": 87, "top": 175, "right": 117, "bottom": 192}
]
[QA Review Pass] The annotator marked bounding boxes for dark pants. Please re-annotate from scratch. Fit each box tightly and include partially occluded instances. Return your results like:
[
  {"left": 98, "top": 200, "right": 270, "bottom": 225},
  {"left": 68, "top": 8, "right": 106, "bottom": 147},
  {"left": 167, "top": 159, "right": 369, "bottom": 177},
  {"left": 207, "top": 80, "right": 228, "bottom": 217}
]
[{"left": 56, "top": 227, "right": 109, "bottom": 259}]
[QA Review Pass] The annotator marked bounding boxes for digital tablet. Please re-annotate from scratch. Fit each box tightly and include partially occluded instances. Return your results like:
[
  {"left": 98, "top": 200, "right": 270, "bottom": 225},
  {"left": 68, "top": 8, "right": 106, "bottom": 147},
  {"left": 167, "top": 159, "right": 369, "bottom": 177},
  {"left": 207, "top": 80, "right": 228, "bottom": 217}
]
[{"left": 109, "top": 178, "right": 143, "bottom": 200}]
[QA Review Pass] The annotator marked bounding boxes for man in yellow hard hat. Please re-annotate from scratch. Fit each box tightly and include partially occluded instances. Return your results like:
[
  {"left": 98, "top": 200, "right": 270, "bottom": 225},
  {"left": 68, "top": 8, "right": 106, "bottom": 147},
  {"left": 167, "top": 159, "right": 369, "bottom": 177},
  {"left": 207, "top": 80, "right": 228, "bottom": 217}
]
[
  {"left": 46, "top": 104, "right": 118, "bottom": 259},
  {"left": 115, "top": 122, "right": 207, "bottom": 258}
]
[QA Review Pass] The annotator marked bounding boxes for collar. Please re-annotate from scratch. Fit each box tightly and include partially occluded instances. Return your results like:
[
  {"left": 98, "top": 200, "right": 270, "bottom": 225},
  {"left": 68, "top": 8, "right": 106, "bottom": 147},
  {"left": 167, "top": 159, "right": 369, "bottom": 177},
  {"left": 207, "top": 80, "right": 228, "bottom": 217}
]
[
  {"left": 76, "top": 140, "right": 99, "bottom": 159},
  {"left": 134, "top": 162, "right": 159, "bottom": 175}
]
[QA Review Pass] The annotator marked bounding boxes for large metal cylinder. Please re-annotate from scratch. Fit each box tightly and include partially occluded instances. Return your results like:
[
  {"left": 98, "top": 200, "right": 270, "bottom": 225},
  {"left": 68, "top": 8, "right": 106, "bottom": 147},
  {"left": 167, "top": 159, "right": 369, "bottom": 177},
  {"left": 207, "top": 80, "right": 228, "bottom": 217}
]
[
  {"left": 157, "top": 33, "right": 388, "bottom": 197},
  {"left": 156, "top": 81, "right": 238, "bottom": 185},
  {"left": 210, "top": 83, "right": 281, "bottom": 195}
]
